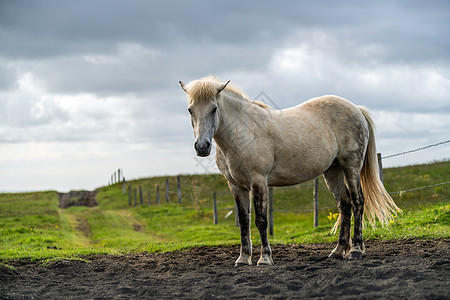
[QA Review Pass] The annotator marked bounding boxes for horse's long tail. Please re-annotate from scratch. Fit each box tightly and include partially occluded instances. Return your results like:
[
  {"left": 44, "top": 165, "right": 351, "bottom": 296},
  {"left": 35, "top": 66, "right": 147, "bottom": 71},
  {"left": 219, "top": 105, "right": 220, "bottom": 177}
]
[
  {"left": 332, "top": 107, "right": 401, "bottom": 233},
  {"left": 359, "top": 107, "right": 401, "bottom": 227}
]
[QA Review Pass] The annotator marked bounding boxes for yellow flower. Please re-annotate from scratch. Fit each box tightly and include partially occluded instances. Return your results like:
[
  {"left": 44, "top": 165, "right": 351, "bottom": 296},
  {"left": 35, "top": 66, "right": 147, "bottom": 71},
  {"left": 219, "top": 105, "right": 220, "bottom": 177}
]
[
  {"left": 333, "top": 213, "right": 340, "bottom": 219},
  {"left": 327, "top": 212, "right": 332, "bottom": 221},
  {"left": 389, "top": 220, "right": 394, "bottom": 225},
  {"left": 55, "top": 225, "right": 59, "bottom": 229}
]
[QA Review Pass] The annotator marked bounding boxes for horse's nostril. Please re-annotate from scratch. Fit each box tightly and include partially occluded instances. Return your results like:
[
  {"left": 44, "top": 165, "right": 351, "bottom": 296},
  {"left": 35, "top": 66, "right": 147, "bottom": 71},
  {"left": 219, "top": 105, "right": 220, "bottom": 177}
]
[{"left": 195, "top": 140, "right": 211, "bottom": 155}]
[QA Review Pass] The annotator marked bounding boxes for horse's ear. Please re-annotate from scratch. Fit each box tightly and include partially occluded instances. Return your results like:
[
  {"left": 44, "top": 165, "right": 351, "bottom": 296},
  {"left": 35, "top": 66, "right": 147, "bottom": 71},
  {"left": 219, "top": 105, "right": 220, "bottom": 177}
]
[
  {"left": 179, "top": 81, "right": 188, "bottom": 93},
  {"left": 217, "top": 80, "right": 230, "bottom": 94}
]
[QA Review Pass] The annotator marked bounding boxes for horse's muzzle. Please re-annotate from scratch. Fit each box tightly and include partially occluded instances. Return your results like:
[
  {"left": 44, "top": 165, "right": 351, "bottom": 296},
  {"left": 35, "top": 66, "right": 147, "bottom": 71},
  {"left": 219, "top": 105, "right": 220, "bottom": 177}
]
[{"left": 195, "top": 140, "right": 211, "bottom": 157}]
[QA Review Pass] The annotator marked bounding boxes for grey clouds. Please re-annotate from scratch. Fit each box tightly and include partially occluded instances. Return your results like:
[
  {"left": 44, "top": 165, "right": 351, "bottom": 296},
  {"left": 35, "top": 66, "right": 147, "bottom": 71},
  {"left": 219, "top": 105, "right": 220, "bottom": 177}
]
[{"left": 0, "top": 0, "right": 449, "bottom": 191}]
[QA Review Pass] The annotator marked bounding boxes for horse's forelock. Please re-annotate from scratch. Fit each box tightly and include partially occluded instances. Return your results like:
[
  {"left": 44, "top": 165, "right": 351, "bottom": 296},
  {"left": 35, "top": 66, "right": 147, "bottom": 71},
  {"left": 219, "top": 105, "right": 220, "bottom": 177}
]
[{"left": 187, "top": 79, "right": 218, "bottom": 103}]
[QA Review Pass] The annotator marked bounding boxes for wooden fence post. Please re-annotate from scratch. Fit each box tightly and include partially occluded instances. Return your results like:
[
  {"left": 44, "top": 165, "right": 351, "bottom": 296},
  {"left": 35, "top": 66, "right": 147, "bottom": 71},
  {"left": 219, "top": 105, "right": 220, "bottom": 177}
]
[
  {"left": 139, "top": 186, "right": 143, "bottom": 205},
  {"left": 148, "top": 191, "right": 151, "bottom": 205},
  {"left": 314, "top": 178, "right": 319, "bottom": 228},
  {"left": 134, "top": 189, "right": 137, "bottom": 207},
  {"left": 177, "top": 176, "right": 182, "bottom": 204},
  {"left": 156, "top": 185, "right": 160, "bottom": 204},
  {"left": 213, "top": 192, "right": 218, "bottom": 225},
  {"left": 128, "top": 186, "right": 131, "bottom": 206},
  {"left": 165, "top": 179, "right": 169, "bottom": 203},
  {"left": 377, "top": 153, "right": 383, "bottom": 183},
  {"left": 118, "top": 169, "right": 121, "bottom": 182},
  {"left": 268, "top": 186, "right": 274, "bottom": 236},
  {"left": 122, "top": 178, "right": 126, "bottom": 195}
]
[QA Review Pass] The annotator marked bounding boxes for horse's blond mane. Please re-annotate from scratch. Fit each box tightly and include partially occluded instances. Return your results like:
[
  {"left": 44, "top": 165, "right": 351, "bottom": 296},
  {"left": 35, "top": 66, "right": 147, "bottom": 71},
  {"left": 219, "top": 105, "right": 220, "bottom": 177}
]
[
  {"left": 252, "top": 100, "right": 271, "bottom": 109},
  {"left": 186, "top": 76, "right": 272, "bottom": 110}
]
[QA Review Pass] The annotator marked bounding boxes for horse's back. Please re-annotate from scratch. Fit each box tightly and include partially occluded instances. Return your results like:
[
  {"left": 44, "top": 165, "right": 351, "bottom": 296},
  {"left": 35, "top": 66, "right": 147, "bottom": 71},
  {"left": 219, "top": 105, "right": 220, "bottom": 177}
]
[
  {"left": 287, "top": 95, "right": 367, "bottom": 134},
  {"left": 290, "top": 95, "right": 362, "bottom": 117}
]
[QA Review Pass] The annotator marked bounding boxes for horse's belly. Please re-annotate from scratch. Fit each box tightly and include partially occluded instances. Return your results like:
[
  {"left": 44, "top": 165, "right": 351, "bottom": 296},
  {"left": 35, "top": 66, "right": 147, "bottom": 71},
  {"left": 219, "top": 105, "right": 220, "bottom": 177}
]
[
  {"left": 268, "top": 165, "right": 323, "bottom": 186},
  {"left": 267, "top": 148, "right": 335, "bottom": 187}
]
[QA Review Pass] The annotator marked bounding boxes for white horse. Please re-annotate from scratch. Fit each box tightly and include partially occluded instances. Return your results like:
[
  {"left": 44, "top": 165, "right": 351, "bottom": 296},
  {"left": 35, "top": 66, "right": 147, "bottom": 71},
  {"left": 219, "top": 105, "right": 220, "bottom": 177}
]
[{"left": 180, "top": 76, "right": 400, "bottom": 266}]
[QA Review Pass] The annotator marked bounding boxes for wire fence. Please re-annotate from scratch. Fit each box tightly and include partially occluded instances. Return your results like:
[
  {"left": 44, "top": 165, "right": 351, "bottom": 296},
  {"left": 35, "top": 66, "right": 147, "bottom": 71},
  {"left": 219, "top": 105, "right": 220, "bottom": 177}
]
[
  {"left": 382, "top": 139, "right": 450, "bottom": 159},
  {"left": 389, "top": 181, "right": 450, "bottom": 195}
]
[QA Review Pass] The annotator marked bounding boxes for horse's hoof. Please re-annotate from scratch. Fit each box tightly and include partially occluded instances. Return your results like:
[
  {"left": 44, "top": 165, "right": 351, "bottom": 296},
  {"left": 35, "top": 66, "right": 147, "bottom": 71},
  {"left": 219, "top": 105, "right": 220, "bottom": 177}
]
[
  {"left": 257, "top": 256, "right": 273, "bottom": 266},
  {"left": 235, "top": 255, "right": 252, "bottom": 267},
  {"left": 328, "top": 252, "right": 344, "bottom": 260},
  {"left": 348, "top": 251, "right": 363, "bottom": 260}
]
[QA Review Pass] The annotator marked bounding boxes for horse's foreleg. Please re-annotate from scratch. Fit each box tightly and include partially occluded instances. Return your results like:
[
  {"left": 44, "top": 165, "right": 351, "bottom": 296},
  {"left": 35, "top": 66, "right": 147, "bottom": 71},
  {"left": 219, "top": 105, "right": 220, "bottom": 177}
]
[
  {"left": 252, "top": 182, "right": 273, "bottom": 266},
  {"left": 230, "top": 183, "right": 252, "bottom": 266}
]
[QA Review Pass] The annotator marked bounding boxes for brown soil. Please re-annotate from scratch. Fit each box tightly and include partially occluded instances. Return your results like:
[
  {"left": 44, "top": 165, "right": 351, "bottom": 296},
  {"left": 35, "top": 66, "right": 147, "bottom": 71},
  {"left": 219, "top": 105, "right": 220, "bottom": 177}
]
[
  {"left": 1, "top": 238, "right": 449, "bottom": 299},
  {"left": 75, "top": 218, "right": 91, "bottom": 237}
]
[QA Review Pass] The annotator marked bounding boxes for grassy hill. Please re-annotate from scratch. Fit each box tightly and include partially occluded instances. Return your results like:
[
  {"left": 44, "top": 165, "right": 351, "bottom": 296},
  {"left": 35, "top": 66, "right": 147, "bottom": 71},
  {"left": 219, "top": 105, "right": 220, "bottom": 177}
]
[{"left": 1, "top": 161, "right": 449, "bottom": 261}]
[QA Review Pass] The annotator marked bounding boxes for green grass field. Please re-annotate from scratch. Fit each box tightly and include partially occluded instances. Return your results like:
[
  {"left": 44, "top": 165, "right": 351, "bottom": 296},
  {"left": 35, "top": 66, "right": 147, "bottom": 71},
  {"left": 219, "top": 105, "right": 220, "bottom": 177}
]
[{"left": 1, "top": 161, "right": 449, "bottom": 261}]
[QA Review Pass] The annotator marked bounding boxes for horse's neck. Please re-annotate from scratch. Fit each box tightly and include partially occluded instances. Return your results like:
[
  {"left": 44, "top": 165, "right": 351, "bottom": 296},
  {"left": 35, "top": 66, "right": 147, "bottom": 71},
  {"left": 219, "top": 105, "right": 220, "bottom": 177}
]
[
  {"left": 217, "top": 91, "right": 253, "bottom": 131},
  {"left": 214, "top": 92, "right": 269, "bottom": 151}
]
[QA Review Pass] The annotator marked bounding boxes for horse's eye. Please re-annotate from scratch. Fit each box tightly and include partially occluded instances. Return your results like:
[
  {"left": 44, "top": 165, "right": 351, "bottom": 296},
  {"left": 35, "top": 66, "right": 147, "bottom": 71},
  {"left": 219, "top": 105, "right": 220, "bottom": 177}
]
[
  {"left": 211, "top": 107, "right": 217, "bottom": 115},
  {"left": 188, "top": 108, "right": 193, "bottom": 115}
]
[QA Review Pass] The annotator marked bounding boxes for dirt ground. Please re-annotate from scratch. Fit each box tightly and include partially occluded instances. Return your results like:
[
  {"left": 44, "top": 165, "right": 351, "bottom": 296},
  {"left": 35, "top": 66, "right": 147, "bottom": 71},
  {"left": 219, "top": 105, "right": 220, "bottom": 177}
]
[{"left": 1, "top": 238, "right": 449, "bottom": 299}]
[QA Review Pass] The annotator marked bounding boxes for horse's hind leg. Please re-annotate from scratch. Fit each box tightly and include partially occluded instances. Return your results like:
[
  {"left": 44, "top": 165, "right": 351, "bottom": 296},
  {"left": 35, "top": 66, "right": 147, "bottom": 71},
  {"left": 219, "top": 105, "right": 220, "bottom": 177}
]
[
  {"left": 252, "top": 181, "right": 273, "bottom": 266},
  {"left": 229, "top": 182, "right": 252, "bottom": 266},
  {"left": 323, "top": 166, "right": 352, "bottom": 259},
  {"left": 341, "top": 165, "right": 365, "bottom": 260},
  {"left": 349, "top": 185, "right": 365, "bottom": 260}
]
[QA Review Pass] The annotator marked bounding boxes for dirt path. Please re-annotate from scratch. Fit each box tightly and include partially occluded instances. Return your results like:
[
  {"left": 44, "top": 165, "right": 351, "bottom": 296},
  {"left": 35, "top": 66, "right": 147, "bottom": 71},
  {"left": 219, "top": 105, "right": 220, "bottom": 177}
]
[{"left": 1, "top": 238, "right": 449, "bottom": 299}]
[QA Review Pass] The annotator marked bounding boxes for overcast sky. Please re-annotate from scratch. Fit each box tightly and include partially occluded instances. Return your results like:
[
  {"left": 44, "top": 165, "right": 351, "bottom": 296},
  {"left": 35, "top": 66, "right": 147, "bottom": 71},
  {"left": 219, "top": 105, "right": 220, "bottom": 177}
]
[{"left": 0, "top": 0, "right": 449, "bottom": 192}]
